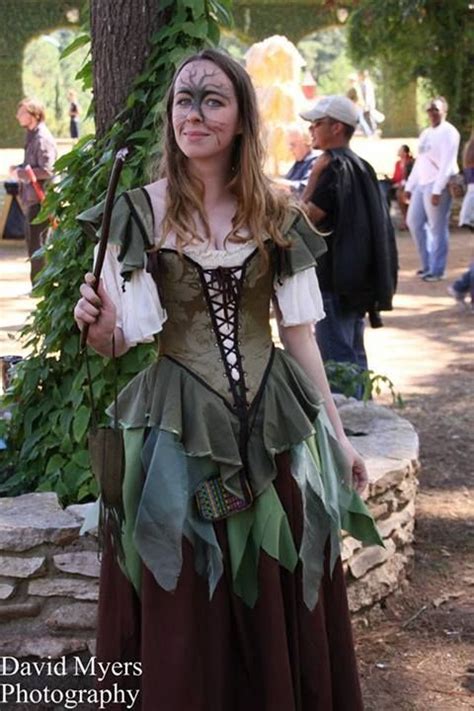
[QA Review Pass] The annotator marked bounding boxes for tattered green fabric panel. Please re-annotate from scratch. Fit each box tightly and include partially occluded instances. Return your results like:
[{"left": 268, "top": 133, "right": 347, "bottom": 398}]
[
  {"left": 314, "top": 408, "right": 383, "bottom": 546},
  {"left": 107, "top": 348, "right": 323, "bottom": 500},
  {"left": 118, "top": 423, "right": 299, "bottom": 609},
  {"left": 114, "top": 414, "right": 382, "bottom": 612},
  {"left": 341, "top": 491, "right": 384, "bottom": 547},
  {"left": 120, "top": 428, "right": 146, "bottom": 594},
  {"left": 76, "top": 188, "right": 155, "bottom": 279},
  {"left": 289, "top": 407, "right": 383, "bottom": 609},
  {"left": 227, "top": 483, "right": 298, "bottom": 608},
  {"left": 279, "top": 207, "right": 328, "bottom": 277},
  {"left": 139, "top": 429, "right": 223, "bottom": 595}
]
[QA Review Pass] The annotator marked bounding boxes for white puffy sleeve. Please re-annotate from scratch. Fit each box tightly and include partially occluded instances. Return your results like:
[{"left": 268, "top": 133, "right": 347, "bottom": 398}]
[
  {"left": 274, "top": 268, "right": 325, "bottom": 326},
  {"left": 96, "top": 244, "right": 167, "bottom": 347}
]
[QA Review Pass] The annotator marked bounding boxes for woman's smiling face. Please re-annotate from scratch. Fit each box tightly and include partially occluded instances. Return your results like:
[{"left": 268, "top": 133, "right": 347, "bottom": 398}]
[{"left": 172, "top": 59, "right": 240, "bottom": 163}]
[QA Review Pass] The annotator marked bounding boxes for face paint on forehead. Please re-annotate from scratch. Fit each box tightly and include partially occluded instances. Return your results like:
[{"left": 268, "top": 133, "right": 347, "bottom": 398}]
[{"left": 174, "top": 65, "right": 234, "bottom": 120}]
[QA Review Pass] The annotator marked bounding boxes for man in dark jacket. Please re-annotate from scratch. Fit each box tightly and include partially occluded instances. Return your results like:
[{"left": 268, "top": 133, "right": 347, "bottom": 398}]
[
  {"left": 10, "top": 98, "right": 57, "bottom": 286},
  {"left": 301, "top": 95, "right": 398, "bottom": 384}
]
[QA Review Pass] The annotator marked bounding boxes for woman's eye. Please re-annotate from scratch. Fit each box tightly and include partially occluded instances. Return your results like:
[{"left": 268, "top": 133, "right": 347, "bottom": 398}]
[
  {"left": 175, "top": 97, "right": 191, "bottom": 107},
  {"left": 206, "top": 97, "right": 223, "bottom": 107}
]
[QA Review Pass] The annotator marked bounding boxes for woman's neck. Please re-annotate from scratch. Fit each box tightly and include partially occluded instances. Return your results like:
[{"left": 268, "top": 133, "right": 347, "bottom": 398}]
[{"left": 189, "top": 156, "right": 234, "bottom": 210}]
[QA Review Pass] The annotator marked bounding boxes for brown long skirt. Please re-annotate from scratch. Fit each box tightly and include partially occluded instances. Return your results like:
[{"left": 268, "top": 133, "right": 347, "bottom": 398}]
[{"left": 96, "top": 452, "right": 363, "bottom": 710}]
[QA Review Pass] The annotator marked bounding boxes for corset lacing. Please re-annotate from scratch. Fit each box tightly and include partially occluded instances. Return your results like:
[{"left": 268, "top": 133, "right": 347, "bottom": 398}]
[{"left": 200, "top": 265, "right": 249, "bottom": 413}]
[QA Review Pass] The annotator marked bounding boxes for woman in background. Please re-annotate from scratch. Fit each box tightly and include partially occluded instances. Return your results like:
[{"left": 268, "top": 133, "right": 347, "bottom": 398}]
[
  {"left": 67, "top": 89, "right": 80, "bottom": 139},
  {"left": 391, "top": 144, "right": 414, "bottom": 230}
]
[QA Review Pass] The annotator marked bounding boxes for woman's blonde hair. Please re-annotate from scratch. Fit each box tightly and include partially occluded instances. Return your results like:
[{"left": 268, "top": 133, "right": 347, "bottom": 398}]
[
  {"left": 156, "top": 49, "right": 290, "bottom": 263},
  {"left": 18, "top": 97, "right": 45, "bottom": 123}
]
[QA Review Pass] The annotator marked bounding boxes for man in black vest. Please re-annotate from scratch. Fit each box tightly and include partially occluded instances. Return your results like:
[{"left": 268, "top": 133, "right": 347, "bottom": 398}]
[{"left": 301, "top": 96, "right": 397, "bottom": 390}]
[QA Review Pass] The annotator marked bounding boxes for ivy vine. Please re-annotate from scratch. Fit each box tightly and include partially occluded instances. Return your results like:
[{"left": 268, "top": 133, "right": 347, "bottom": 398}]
[{"left": 0, "top": 0, "right": 233, "bottom": 505}]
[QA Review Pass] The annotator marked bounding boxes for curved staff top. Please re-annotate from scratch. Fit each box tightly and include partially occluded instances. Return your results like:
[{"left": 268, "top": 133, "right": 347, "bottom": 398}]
[{"left": 80, "top": 147, "right": 129, "bottom": 351}]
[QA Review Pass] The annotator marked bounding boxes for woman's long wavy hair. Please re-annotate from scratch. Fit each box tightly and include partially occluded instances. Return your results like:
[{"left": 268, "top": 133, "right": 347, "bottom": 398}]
[{"left": 155, "top": 49, "right": 291, "bottom": 263}]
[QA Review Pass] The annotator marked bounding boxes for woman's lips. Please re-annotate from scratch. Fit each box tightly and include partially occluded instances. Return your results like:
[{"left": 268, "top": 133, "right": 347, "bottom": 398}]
[{"left": 183, "top": 131, "right": 209, "bottom": 138}]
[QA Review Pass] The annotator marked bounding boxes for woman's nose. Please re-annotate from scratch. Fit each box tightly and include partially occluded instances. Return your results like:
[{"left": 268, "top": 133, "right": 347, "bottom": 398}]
[{"left": 186, "top": 103, "right": 204, "bottom": 122}]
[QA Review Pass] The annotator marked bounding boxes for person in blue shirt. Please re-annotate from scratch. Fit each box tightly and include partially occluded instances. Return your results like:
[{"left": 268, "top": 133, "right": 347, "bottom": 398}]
[{"left": 284, "top": 125, "right": 319, "bottom": 195}]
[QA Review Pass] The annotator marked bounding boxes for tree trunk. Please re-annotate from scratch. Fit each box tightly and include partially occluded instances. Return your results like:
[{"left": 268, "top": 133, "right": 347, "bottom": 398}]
[{"left": 90, "top": 0, "right": 165, "bottom": 137}]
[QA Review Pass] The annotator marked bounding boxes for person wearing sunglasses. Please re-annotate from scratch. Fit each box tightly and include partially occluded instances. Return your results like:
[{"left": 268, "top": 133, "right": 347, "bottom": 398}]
[{"left": 300, "top": 96, "right": 397, "bottom": 395}]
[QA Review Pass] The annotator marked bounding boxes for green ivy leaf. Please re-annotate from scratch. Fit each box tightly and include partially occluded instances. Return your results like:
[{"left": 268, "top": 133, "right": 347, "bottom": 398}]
[
  {"left": 71, "top": 449, "right": 90, "bottom": 468},
  {"left": 46, "top": 454, "right": 65, "bottom": 476},
  {"left": 72, "top": 405, "right": 91, "bottom": 443},
  {"left": 60, "top": 33, "right": 90, "bottom": 60}
]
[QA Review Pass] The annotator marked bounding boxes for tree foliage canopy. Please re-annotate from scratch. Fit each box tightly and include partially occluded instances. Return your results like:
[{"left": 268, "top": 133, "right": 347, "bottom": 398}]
[{"left": 348, "top": 0, "right": 474, "bottom": 138}]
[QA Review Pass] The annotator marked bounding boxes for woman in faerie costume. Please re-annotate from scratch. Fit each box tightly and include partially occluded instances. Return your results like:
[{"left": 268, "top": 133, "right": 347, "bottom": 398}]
[{"left": 74, "top": 49, "right": 381, "bottom": 710}]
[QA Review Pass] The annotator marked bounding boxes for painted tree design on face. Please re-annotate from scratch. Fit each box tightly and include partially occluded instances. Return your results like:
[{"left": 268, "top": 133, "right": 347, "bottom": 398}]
[{"left": 174, "top": 65, "right": 234, "bottom": 122}]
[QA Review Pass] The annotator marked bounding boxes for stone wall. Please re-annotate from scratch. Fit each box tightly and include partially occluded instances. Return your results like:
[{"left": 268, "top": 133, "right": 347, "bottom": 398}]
[
  {"left": 0, "top": 494, "right": 98, "bottom": 661},
  {"left": 0, "top": 400, "right": 419, "bottom": 660}
]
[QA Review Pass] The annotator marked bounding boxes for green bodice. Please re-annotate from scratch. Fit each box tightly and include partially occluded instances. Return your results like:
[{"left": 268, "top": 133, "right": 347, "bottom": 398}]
[{"left": 149, "top": 247, "right": 274, "bottom": 407}]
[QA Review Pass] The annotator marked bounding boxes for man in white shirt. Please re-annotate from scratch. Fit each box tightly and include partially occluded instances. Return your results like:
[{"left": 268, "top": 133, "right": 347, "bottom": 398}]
[{"left": 405, "top": 97, "right": 460, "bottom": 281}]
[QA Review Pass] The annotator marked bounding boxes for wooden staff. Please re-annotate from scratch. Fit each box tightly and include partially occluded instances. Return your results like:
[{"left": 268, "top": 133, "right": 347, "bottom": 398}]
[{"left": 80, "top": 147, "right": 128, "bottom": 350}]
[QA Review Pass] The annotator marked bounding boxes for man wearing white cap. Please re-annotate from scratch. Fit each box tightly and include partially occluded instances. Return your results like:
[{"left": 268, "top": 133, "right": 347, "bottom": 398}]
[{"left": 300, "top": 95, "right": 397, "bottom": 393}]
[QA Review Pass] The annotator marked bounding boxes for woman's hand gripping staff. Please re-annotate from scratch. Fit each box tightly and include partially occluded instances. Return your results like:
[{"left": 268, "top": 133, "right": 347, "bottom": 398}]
[
  {"left": 74, "top": 274, "right": 127, "bottom": 358},
  {"left": 76, "top": 148, "right": 128, "bottom": 353}
]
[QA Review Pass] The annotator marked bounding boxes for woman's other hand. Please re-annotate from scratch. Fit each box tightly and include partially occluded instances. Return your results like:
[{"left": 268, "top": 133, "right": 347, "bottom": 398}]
[{"left": 340, "top": 438, "right": 368, "bottom": 494}]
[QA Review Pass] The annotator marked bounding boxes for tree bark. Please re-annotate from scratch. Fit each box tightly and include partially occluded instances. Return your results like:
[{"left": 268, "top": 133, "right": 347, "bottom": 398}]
[{"left": 90, "top": 0, "right": 165, "bottom": 137}]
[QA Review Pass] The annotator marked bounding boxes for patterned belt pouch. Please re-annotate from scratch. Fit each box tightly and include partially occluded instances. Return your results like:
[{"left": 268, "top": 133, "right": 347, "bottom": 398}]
[{"left": 195, "top": 472, "right": 254, "bottom": 521}]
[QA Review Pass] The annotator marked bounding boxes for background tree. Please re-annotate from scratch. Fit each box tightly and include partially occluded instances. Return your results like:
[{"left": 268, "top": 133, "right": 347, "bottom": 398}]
[
  {"left": 0, "top": 0, "right": 233, "bottom": 504},
  {"left": 347, "top": 0, "right": 474, "bottom": 140},
  {"left": 90, "top": 0, "right": 169, "bottom": 137}
]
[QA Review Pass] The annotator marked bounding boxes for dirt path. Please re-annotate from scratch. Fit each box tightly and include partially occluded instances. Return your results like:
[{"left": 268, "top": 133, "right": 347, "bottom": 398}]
[
  {"left": 360, "top": 229, "right": 474, "bottom": 710},
  {"left": 0, "top": 228, "right": 473, "bottom": 709}
]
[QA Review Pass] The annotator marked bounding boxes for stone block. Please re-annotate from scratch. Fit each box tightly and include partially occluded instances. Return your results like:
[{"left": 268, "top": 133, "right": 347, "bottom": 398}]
[
  {"left": 0, "top": 555, "right": 46, "bottom": 579},
  {"left": 340, "top": 401, "right": 418, "bottom": 453},
  {"left": 338, "top": 401, "right": 419, "bottom": 490},
  {"left": 341, "top": 537, "right": 362, "bottom": 562},
  {"left": 53, "top": 552, "right": 100, "bottom": 578},
  {"left": 368, "top": 502, "right": 389, "bottom": 519},
  {"left": 349, "top": 539, "right": 395, "bottom": 579},
  {"left": 370, "top": 465, "right": 410, "bottom": 494},
  {"left": 46, "top": 602, "right": 97, "bottom": 631},
  {"left": 393, "top": 520, "right": 415, "bottom": 547},
  {"left": 0, "top": 601, "right": 41, "bottom": 621},
  {"left": 0, "top": 636, "right": 87, "bottom": 659},
  {"left": 396, "top": 476, "right": 418, "bottom": 503},
  {"left": 0, "top": 493, "right": 80, "bottom": 552},
  {"left": 28, "top": 577, "right": 99, "bottom": 601},
  {"left": 0, "top": 583, "right": 15, "bottom": 600},
  {"left": 377, "top": 500, "right": 416, "bottom": 539},
  {"left": 66, "top": 503, "right": 97, "bottom": 529},
  {"left": 347, "top": 552, "right": 407, "bottom": 612}
]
